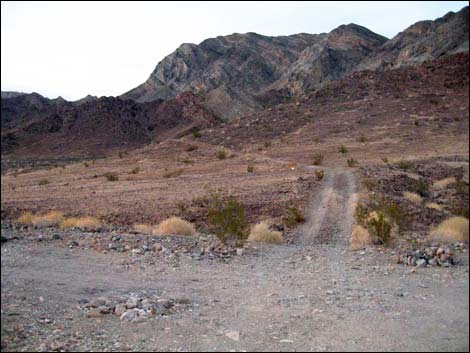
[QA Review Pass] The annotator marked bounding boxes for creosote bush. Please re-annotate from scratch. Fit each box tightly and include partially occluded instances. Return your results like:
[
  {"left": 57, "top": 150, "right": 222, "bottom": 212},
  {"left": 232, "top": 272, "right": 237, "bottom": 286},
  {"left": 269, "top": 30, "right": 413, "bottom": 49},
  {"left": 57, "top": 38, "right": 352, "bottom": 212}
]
[
  {"left": 248, "top": 222, "right": 283, "bottom": 244},
  {"left": 104, "top": 172, "right": 119, "bottom": 181},
  {"left": 338, "top": 145, "right": 348, "bottom": 154},
  {"left": 284, "top": 206, "right": 305, "bottom": 227},
  {"left": 216, "top": 150, "right": 227, "bottom": 160},
  {"left": 38, "top": 178, "right": 49, "bottom": 186},
  {"left": 247, "top": 165, "right": 255, "bottom": 173},
  {"left": 347, "top": 158, "right": 358, "bottom": 167},
  {"left": 311, "top": 153, "right": 324, "bottom": 166},
  {"left": 208, "top": 195, "right": 248, "bottom": 246},
  {"left": 397, "top": 160, "right": 415, "bottom": 171}
]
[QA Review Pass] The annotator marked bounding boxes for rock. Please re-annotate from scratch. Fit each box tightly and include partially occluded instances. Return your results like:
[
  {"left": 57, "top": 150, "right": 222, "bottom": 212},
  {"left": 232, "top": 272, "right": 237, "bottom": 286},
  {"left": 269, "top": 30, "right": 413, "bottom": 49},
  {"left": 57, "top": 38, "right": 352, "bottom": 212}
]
[
  {"left": 120, "top": 309, "right": 139, "bottom": 321},
  {"left": 153, "top": 243, "right": 163, "bottom": 252},
  {"left": 98, "top": 306, "right": 111, "bottom": 314},
  {"left": 428, "top": 258, "right": 438, "bottom": 267},
  {"left": 125, "top": 297, "right": 139, "bottom": 309},
  {"left": 68, "top": 241, "right": 79, "bottom": 248},
  {"left": 225, "top": 330, "right": 240, "bottom": 341},
  {"left": 236, "top": 248, "right": 244, "bottom": 256},
  {"left": 155, "top": 299, "right": 173, "bottom": 315},
  {"left": 416, "top": 259, "right": 427, "bottom": 268},
  {"left": 114, "top": 304, "right": 127, "bottom": 316},
  {"left": 176, "top": 298, "right": 191, "bottom": 305},
  {"left": 131, "top": 248, "right": 143, "bottom": 255},
  {"left": 85, "top": 298, "right": 106, "bottom": 308},
  {"left": 436, "top": 247, "right": 445, "bottom": 256},
  {"left": 52, "top": 234, "right": 61, "bottom": 240}
]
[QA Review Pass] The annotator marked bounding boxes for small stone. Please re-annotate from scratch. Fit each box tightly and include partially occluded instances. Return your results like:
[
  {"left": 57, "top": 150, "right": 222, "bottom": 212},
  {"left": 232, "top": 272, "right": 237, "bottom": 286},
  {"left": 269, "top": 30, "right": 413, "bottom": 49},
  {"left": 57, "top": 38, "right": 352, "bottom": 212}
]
[
  {"left": 236, "top": 248, "right": 244, "bottom": 256},
  {"left": 68, "top": 241, "right": 79, "bottom": 248},
  {"left": 114, "top": 304, "right": 127, "bottom": 316},
  {"left": 120, "top": 309, "right": 139, "bottom": 321},
  {"left": 98, "top": 306, "right": 110, "bottom": 314},
  {"left": 153, "top": 243, "right": 163, "bottom": 252},
  {"left": 225, "top": 330, "right": 240, "bottom": 341},
  {"left": 436, "top": 247, "right": 445, "bottom": 256},
  {"left": 428, "top": 258, "right": 438, "bottom": 267},
  {"left": 416, "top": 259, "right": 427, "bottom": 268},
  {"left": 52, "top": 234, "right": 61, "bottom": 240},
  {"left": 131, "top": 248, "right": 143, "bottom": 255},
  {"left": 125, "top": 297, "right": 139, "bottom": 309}
]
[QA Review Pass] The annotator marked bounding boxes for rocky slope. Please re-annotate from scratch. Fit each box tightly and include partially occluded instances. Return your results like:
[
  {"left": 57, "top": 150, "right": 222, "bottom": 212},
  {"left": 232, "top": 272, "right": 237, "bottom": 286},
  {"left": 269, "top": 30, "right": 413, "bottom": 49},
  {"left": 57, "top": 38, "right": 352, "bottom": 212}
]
[{"left": 122, "top": 6, "right": 468, "bottom": 119}]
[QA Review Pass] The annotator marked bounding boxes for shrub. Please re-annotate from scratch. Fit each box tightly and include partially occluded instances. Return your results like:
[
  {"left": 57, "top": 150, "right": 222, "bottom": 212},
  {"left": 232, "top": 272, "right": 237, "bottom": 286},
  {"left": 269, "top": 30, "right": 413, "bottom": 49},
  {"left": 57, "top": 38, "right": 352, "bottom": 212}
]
[
  {"left": 426, "top": 202, "right": 443, "bottom": 211},
  {"left": 347, "top": 158, "right": 357, "bottom": 167},
  {"left": 208, "top": 197, "right": 248, "bottom": 246},
  {"left": 315, "top": 169, "right": 325, "bottom": 181},
  {"left": 403, "top": 191, "right": 423, "bottom": 204},
  {"left": 264, "top": 141, "right": 272, "bottom": 148},
  {"left": 162, "top": 169, "right": 183, "bottom": 178},
  {"left": 118, "top": 152, "right": 125, "bottom": 158},
  {"left": 367, "top": 211, "right": 393, "bottom": 245},
  {"left": 32, "top": 211, "right": 64, "bottom": 227},
  {"left": 357, "top": 136, "right": 367, "bottom": 143},
  {"left": 186, "top": 145, "right": 198, "bottom": 152},
  {"left": 38, "top": 178, "right": 49, "bottom": 186},
  {"left": 84, "top": 162, "right": 89, "bottom": 168},
  {"left": 397, "top": 160, "right": 414, "bottom": 171},
  {"left": 433, "top": 177, "right": 457, "bottom": 189},
  {"left": 155, "top": 217, "right": 196, "bottom": 236},
  {"left": 284, "top": 206, "right": 305, "bottom": 227},
  {"left": 455, "top": 179, "right": 469, "bottom": 196},
  {"left": 192, "top": 129, "right": 202, "bottom": 138},
  {"left": 361, "top": 178, "right": 377, "bottom": 191},
  {"left": 104, "top": 172, "right": 119, "bottom": 181},
  {"left": 338, "top": 145, "right": 348, "bottom": 154},
  {"left": 350, "top": 225, "right": 371, "bottom": 250},
  {"left": 216, "top": 150, "right": 227, "bottom": 160},
  {"left": 133, "top": 223, "right": 155, "bottom": 234},
  {"left": 247, "top": 165, "right": 255, "bottom": 173},
  {"left": 311, "top": 153, "right": 324, "bottom": 166},
  {"left": 17, "top": 211, "right": 35, "bottom": 224},
  {"left": 60, "top": 216, "right": 101, "bottom": 230},
  {"left": 176, "top": 201, "right": 189, "bottom": 215},
  {"left": 130, "top": 167, "right": 140, "bottom": 174},
  {"left": 382, "top": 157, "right": 389, "bottom": 164},
  {"left": 430, "top": 217, "right": 469, "bottom": 243},
  {"left": 248, "top": 222, "right": 283, "bottom": 244},
  {"left": 415, "top": 179, "right": 430, "bottom": 197}
]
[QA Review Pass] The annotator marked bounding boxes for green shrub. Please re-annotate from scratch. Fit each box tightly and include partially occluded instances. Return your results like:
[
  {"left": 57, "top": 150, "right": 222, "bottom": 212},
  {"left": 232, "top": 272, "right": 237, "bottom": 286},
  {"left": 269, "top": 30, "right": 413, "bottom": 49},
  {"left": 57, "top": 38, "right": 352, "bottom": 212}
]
[
  {"left": 208, "top": 196, "right": 248, "bottom": 246},
  {"left": 192, "top": 129, "right": 202, "bottom": 138},
  {"left": 216, "top": 150, "right": 227, "bottom": 160},
  {"left": 311, "top": 153, "right": 324, "bottom": 166},
  {"left": 284, "top": 206, "right": 306, "bottom": 227},
  {"left": 397, "top": 160, "right": 414, "bottom": 171},
  {"left": 38, "top": 178, "right": 49, "bottom": 186},
  {"left": 368, "top": 212, "right": 393, "bottom": 245},
  {"left": 84, "top": 162, "right": 89, "bottom": 168},
  {"left": 338, "top": 145, "right": 348, "bottom": 154},
  {"left": 347, "top": 158, "right": 358, "bottom": 167},
  {"left": 247, "top": 165, "right": 255, "bottom": 173},
  {"left": 415, "top": 179, "right": 430, "bottom": 197},
  {"left": 104, "top": 172, "right": 119, "bottom": 181},
  {"left": 357, "top": 135, "right": 367, "bottom": 143},
  {"left": 382, "top": 157, "right": 389, "bottom": 164}
]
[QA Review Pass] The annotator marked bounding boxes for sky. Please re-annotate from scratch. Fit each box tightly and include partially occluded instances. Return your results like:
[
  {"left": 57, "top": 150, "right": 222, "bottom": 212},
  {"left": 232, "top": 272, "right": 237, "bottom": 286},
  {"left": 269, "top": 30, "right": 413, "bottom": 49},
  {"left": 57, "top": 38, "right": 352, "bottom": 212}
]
[{"left": 1, "top": 1, "right": 467, "bottom": 100}]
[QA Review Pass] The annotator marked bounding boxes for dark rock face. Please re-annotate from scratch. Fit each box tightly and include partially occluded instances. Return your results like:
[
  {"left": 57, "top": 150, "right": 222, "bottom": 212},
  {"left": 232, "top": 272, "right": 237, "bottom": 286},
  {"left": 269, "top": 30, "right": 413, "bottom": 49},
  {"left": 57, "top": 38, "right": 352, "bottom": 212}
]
[
  {"left": 1, "top": 92, "right": 219, "bottom": 158},
  {"left": 357, "top": 6, "right": 469, "bottom": 70}
]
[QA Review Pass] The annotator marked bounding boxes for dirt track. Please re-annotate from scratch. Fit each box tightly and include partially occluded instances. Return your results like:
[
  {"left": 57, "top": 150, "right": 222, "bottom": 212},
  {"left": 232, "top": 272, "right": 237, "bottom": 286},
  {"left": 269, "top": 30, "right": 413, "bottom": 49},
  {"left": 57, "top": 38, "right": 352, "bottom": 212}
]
[{"left": 1, "top": 169, "right": 469, "bottom": 352}]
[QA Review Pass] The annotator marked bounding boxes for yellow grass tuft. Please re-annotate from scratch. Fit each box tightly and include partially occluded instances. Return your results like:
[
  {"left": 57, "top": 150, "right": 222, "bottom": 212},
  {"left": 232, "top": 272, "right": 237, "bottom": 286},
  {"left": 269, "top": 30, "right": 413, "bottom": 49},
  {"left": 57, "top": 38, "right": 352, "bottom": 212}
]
[
  {"left": 433, "top": 177, "right": 457, "bottom": 189},
  {"left": 248, "top": 222, "right": 283, "bottom": 244},
  {"left": 155, "top": 217, "right": 195, "bottom": 236},
  {"left": 133, "top": 223, "right": 155, "bottom": 235},
  {"left": 60, "top": 216, "right": 101, "bottom": 230},
  {"left": 351, "top": 225, "right": 371, "bottom": 250},
  {"left": 430, "top": 217, "right": 469, "bottom": 243},
  {"left": 17, "top": 211, "right": 35, "bottom": 224},
  {"left": 32, "top": 211, "right": 64, "bottom": 227},
  {"left": 426, "top": 202, "right": 443, "bottom": 211},
  {"left": 403, "top": 191, "right": 422, "bottom": 204}
]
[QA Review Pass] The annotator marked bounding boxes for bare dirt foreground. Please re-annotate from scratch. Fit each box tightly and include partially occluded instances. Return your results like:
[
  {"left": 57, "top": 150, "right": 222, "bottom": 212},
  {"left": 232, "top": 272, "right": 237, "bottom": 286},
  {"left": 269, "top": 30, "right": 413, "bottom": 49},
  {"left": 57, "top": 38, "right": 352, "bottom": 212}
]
[{"left": 1, "top": 168, "right": 468, "bottom": 352}]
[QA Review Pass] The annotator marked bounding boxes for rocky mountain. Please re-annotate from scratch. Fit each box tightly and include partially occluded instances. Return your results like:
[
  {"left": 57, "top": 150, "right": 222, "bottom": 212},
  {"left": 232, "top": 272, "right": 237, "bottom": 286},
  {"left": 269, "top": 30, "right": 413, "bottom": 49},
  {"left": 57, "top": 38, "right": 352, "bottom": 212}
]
[
  {"left": 122, "top": 6, "right": 468, "bottom": 120},
  {"left": 357, "top": 6, "right": 469, "bottom": 71},
  {"left": 1, "top": 91, "right": 27, "bottom": 99},
  {"left": 1, "top": 92, "right": 219, "bottom": 158}
]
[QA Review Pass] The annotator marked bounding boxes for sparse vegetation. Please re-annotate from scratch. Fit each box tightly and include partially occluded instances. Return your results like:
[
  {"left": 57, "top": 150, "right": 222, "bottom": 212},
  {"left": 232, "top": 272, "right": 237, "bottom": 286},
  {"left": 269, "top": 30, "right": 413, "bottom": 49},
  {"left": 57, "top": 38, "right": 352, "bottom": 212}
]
[
  {"left": 84, "top": 162, "right": 89, "bottom": 168},
  {"left": 216, "top": 150, "right": 227, "bottom": 160},
  {"left": 315, "top": 169, "right": 325, "bottom": 181},
  {"left": 192, "top": 129, "right": 202, "bottom": 138},
  {"left": 361, "top": 178, "right": 377, "bottom": 191},
  {"left": 208, "top": 196, "right": 248, "bottom": 246},
  {"left": 17, "top": 211, "right": 35, "bottom": 224},
  {"left": 311, "top": 153, "right": 324, "bottom": 166},
  {"left": 347, "top": 158, "right": 358, "bottom": 167},
  {"left": 415, "top": 179, "right": 430, "bottom": 197},
  {"left": 104, "top": 172, "right": 119, "bottom": 181},
  {"left": 133, "top": 223, "right": 155, "bottom": 235},
  {"left": 397, "top": 160, "right": 415, "bottom": 171},
  {"left": 17, "top": 211, "right": 64, "bottom": 227},
  {"left": 403, "top": 191, "right": 423, "bottom": 204},
  {"left": 433, "top": 176, "right": 457, "bottom": 189},
  {"left": 248, "top": 222, "right": 283, "bottom": 244},
  {"left": 130, "top": 167, "right": 140, "bottom": 174},
  {"left": 382, "top": 157, "right": 389, "bottom": 164},
  {"left": 162, "top": 169, "right": 183, "bottom": 178},
  {"left": 367, "top": 211, "right": 394, "bottom": 245},
  {"left": 264, "top": 141, "right": 272, "bottom": 148},
  {"left": 60, "top": 216, "right": 101, "bottom": 230},
  {"left": 426, "top": 202, "right": 443, "bottom": 211},
  {"left": 185, "top": 145, "right": 198, "bottom": 152},
  {"left": 357, "top": 135, "right": 367, "bottom": 143},
  {"left": 155, "top": 217, "right": 196, "bottom": 236},
  {"left": 338, "top": 145, "right": 348, "bottom": 154},
  {"left": 284, "top": 206, "right": 305, "bottom": 227},
  {"left": 247, "top": 165, "right": 255, "bottom": 173},
  {"left": 176, "top": 201, "right": 189, "bottom": 215},
  {"left": 38, "top": 178, "right": 49, "bottom": 186},
  {"left": 350, "top": 225, "right": 371, "bottom": 250},
  {"left": 430, "top": 216, "right": 469, "bottom": 243}
]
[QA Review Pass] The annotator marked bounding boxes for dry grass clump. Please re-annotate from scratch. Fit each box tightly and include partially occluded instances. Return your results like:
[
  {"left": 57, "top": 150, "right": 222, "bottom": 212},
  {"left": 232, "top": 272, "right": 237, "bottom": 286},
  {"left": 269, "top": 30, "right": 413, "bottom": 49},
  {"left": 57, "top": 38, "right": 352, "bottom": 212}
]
[
  {"left": 162, "top": 169, "right": 183, "bottom": 178},
  {"left": 350, "top": 225, "right": 371, "bottom": 250},
  {"left": 430, "top": 217, "right": 469, "bottom": 243},
  {"left": 17, "top": 211, "right": 64, "bottom": 227},
  {"left": 248, "top": 222, "right": 283, "bottom": 244},
  {"left": 426, "top": 202, "right": 443, "bottom": 211},
  {"left": 133, "top": 223, "right": 155, "bottom": 235},
  {"left": 60, "top": 216, "right": 101, "bottom": 230},
  {"left": 403, "top": 191, "right": 422, "bottom": 204},
  {"left": 433, "top": 177, "right": 457, "bottom": 189},
  {"left": 155, "top": 217, "right": 195, "bottom": 236}
]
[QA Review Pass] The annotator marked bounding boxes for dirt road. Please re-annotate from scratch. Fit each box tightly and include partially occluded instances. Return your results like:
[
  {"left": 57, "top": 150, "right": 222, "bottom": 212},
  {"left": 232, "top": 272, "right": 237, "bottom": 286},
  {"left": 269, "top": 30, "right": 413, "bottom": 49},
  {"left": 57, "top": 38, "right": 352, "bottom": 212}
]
[{"left": 1, "top": 169, "right": 469, "bottom": 351}]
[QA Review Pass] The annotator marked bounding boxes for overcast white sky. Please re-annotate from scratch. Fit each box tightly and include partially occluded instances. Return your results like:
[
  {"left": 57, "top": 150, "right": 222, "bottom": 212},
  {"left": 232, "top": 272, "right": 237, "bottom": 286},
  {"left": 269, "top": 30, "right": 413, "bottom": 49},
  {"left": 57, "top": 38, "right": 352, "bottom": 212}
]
[{"left": 1, "top": 1, "right": 467, "bottom": 100}]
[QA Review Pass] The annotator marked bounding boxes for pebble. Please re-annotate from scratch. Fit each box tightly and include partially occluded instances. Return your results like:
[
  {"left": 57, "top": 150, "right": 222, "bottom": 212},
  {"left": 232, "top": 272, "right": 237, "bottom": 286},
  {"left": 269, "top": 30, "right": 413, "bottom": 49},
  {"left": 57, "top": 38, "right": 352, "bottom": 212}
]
[{"left": 225, "top": 331, "right": 240, "bottom": 341}]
